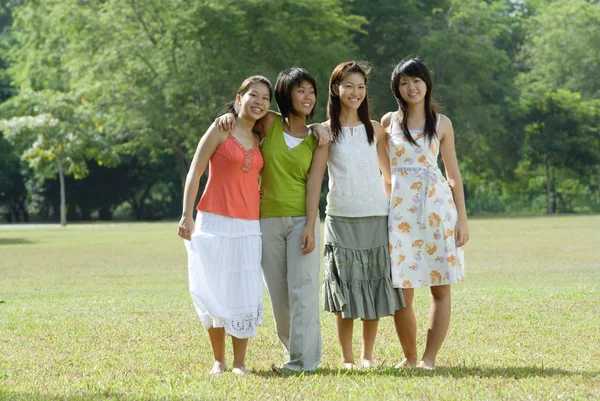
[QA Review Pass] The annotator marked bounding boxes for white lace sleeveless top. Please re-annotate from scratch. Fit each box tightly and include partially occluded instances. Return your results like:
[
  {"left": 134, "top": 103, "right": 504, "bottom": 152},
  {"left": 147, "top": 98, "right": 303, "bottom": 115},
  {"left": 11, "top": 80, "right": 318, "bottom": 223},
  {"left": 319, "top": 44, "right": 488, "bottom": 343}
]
[{"left": 326, "top": 124, "right": 389, "bottom": 217}]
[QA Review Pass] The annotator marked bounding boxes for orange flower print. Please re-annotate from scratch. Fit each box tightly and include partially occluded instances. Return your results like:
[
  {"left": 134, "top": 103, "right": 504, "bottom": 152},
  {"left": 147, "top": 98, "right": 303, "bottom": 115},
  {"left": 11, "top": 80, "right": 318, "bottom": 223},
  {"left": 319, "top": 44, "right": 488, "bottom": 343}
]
[
  {"left": 418, "top": 155, "right": 427, "bottom": 165},
  {"left": 428, "top": 213, "right": 441, "bottom": 227},
  {"left": 396, "top": 146, "right": 406, "bottom": 157},
  {"left": 426, "top": 242, "right": 437, "bottom": 255},
  {"left": 448, "top": 198, "right": 456, "bottom": 207},
  {"left": 393, "top": 197, "right": 403, "bottom": 208},
  {"left": 444, "top": 228, "right": 454, "bottom": 239},
  {"left": 391, "top": 157, "right": 398, "bottom": 167},
  {"left": 412, "top": 239, "right": 424, "bottom": 248},
  {"left": 409, "top": 263, "right": 419, "bottom": 270},
  {"left": 388, "top": 243, "right": 393, "bottom": 253},
  {"left": 427, "top": 186, "right": 436, "bottom": 198},
  {"left": 396, "top": 254, "right": 406, "bottom": 265},
  {"left": 430, "top": 270, "right": 442, "bottom": 285},
  {"left": 402, "top": 280, "right": 413, "bottom": 288},
  {"left": 407, "top": 206, "right": 417, "bottom": 214},
  {"left": 397, "top": 222, "right": 411, "bottom": 233},
  {"left": 400, "top": 170, "right": 409, "bottom": 176},
  {"left": 430, "top": 142, "right": 438, "bottom": 155},
  {"left": 447, "top": 255, "right": 457, "bottom": 266},
  {"left": 433, "top": 231, "right": 441, "bottom": 240},
  {"left": 410, "top": 182, "right": 422, "bottom": 190}
]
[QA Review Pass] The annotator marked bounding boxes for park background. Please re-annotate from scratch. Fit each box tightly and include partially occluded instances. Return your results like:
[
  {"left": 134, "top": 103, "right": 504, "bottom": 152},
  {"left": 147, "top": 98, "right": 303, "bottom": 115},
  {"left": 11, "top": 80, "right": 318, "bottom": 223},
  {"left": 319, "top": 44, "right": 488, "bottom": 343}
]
[
  {"left": 0, "top": 0, "right": 599, "bottom": 224},
  {"left": 0, "top": 0, "right": 599, "bottom": 400}
]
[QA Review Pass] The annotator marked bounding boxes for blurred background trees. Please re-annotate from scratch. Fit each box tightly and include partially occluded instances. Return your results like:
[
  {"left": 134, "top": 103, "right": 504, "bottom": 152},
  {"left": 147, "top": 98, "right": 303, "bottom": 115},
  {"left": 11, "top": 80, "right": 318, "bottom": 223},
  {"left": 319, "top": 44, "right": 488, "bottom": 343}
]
[{"left": 0, "top": 0, "right": 598, "bottom": 223}]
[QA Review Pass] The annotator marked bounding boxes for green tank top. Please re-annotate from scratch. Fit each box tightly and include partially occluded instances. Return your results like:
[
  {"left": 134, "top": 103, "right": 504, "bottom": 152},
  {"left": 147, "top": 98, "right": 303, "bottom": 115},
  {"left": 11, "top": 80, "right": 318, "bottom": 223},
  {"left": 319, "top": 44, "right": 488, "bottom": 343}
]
[{"left": 260, "top": 113, "right": 318, "bottom": 218}]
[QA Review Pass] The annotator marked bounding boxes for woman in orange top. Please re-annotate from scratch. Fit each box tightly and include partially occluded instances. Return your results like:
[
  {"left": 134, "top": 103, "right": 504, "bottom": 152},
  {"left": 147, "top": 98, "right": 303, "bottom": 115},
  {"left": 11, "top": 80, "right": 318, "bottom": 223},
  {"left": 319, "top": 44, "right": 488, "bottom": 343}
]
[{"left": 177, "top": 76, "right": 272, "bottom": 376}]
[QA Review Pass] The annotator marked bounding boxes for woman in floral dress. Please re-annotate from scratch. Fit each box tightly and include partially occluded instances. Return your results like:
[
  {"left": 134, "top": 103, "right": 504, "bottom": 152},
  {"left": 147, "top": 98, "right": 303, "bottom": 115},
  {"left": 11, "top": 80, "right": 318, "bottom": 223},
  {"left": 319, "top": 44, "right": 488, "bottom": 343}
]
[{"left": 383, "top": 58, "right": 469, "bottom": 370}]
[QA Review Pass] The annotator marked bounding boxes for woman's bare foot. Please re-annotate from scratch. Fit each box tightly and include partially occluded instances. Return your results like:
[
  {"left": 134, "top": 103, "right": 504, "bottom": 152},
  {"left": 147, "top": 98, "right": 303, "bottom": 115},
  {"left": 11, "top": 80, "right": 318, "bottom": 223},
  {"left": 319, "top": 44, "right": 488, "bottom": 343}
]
[
  {"left": 210, "top": 361, "right": 227, "bottom": 376},
  {"left": 394, "top": 358, "right": 417, "bottom": 369},
  {"left": 232, "top": 365, "right": 247, "bottom": 376},
  {"left": 417, "top": 360, "right": 435, "bottom": 371},
  {"left": 360, "top": 359, "right": 377, "bottom": 369}
]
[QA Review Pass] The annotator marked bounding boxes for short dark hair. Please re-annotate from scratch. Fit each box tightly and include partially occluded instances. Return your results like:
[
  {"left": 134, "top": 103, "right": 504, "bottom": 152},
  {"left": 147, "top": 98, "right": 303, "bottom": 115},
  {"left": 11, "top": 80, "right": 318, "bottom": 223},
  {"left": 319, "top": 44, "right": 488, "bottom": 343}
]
[{"left": 275, "top": 67, "right": 318, "bottom": 120}]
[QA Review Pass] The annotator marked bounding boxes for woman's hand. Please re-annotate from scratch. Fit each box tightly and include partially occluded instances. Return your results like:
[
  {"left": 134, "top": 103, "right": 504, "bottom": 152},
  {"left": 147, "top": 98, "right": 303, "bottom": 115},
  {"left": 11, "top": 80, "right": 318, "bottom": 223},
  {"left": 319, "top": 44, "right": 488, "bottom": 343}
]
[
  {"left": 301, "top": 225, "right": 316, "bottom": 255},
  {"left": 454, "top": 219, "right": 469, "bottom": 247},
  {"left": 215, "top": 113, "right": 236, "bottom": 131},
  {"left": 178, "top": 215, "right": 195, "bottom": 240},
  {"left": 311, "top": 123, "right": 331, "bottom": 146}
]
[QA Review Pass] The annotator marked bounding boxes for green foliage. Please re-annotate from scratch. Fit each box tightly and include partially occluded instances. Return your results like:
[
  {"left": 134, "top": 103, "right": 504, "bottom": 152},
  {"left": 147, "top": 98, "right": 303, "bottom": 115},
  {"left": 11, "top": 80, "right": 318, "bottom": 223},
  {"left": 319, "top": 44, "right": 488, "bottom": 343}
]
[
  {"left": 6, "top": 0, "right": 365, "bottom": 185},
  {"left": 517, "top": 0, "right": 600, "bottom": 99},
  {"left": 0, "top": 89, "right": 117, "bottom": 179},
  {"left": 0, "top": 0, "right": 598, "bottom": 219}
]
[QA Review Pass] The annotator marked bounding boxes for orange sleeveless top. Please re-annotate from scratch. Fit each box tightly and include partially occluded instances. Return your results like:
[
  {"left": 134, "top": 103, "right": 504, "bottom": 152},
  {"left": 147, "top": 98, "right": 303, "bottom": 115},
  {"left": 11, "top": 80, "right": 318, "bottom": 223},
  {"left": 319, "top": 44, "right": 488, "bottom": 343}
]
[{"left": 197, "top": 133, "right": 263, "bottom": 220}]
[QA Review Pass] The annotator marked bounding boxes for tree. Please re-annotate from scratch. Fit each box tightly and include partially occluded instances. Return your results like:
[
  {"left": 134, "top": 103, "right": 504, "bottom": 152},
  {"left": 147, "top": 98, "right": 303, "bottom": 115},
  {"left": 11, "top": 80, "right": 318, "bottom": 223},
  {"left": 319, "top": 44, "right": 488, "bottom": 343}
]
[
  {"left": 521, "top": 90, "right": 600, "bottom": 213},
  {"left": 8, "top": 0, "right": 366, "bottom": 190},
  {"left": 0, "top": 134, "right": 28, "bottom": 222},
  {"left": 0, "top": 90, "right": 117, "bottom": 225}
]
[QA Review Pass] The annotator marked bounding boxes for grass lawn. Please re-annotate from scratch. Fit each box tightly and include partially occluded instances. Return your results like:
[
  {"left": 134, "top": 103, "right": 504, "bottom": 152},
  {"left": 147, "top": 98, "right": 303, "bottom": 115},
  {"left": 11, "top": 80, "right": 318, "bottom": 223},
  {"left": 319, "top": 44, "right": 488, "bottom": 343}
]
[{"left": 1, "top": 215, "right": 599, "bottom": 400}]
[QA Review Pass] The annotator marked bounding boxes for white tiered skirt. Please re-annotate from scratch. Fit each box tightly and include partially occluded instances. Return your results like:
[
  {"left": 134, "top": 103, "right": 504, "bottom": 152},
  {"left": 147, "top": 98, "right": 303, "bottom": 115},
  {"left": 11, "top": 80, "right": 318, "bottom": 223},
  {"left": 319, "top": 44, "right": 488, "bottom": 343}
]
[{"left": 185, "top": 211, "right": 263, "bottom": 338}]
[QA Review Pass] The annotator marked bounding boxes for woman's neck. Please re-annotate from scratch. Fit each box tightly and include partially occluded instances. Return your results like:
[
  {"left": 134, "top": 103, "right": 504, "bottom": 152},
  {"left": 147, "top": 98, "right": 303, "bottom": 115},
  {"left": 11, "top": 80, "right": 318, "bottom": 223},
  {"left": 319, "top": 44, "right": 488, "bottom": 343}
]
[
  {"left": 284, "top": 113, "right": 308, "bottom": 136},
  {"left": 338, "top": 109, "right": 361, "bottom": 127},
  {"left": 402, "top": 104, "right": 426, "bottom": 129},
  {"left": 235, "top": 115, "right": 257, "bottom": 135}
]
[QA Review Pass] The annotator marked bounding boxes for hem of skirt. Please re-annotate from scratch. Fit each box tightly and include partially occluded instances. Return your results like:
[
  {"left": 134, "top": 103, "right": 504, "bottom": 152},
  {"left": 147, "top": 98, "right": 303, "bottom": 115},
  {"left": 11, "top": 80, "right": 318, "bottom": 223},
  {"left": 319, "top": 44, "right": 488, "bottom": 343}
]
[
  {"left": 396, "top": 276, "right": 465, "bottom": 289},
  {"left": 190, "top": 231, "right": 261, "bottom": 239},
  {"left": 322, "top": 277, "right": 403, "bottom": 320},
  {"left": 197, "top": 305, "right": 264, "bottom": 339}
]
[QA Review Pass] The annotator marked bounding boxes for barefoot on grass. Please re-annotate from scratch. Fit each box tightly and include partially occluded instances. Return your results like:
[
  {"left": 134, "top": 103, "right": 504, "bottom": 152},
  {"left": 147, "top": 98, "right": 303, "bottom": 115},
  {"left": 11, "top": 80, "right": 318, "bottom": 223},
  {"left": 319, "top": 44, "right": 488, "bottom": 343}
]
[
  {"left": 360, "top": 359, "right": 377, "bottom": 369},
  {"left": 418, "top": 360, "right": 435, "bottom": 371},
  {"left": 232, "top": 366, "right": 247, "bottom": 376},
  {"left": 210, "top": 361, "right": 227, "bottom": 376},
  {"left": 395, "top": 358, "right": 417, "bottom": 369}
]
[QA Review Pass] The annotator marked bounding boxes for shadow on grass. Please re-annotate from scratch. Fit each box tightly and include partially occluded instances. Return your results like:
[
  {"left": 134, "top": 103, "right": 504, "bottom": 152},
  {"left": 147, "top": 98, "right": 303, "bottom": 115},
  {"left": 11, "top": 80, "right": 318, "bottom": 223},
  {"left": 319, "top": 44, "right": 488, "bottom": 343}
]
[
  {"left": 0, "top": 237, "right": 35, "bottom": 246},
  {"left": 253, "top": 365, "right": 599, "bottom": 379}
]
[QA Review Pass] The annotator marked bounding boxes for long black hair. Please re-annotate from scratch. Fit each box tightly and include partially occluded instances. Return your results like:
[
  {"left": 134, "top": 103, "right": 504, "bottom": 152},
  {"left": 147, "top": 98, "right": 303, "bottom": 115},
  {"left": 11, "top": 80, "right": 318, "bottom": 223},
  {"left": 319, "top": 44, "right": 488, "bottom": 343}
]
[
  {"left": 327, "top": 61, "right": 374, "bottom": 144},
  {"left": 390, "top": 57, "right": 439, "bottom": 146}
]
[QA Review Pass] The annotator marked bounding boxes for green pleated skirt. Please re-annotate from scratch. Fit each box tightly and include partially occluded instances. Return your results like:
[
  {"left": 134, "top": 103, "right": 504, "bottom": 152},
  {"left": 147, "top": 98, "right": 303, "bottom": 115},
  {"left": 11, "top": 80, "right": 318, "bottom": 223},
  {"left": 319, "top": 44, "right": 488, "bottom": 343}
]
[{"left": 322, "top": 215, "right": 405, "bottom": 320}]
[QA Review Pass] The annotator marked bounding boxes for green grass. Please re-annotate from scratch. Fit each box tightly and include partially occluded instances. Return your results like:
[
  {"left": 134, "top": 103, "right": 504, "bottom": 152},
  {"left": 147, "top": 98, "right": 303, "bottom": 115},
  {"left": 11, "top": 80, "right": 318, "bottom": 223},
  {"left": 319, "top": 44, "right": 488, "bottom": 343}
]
[{"left": 1, "top": 216, "right": 599, "bottom": 400}]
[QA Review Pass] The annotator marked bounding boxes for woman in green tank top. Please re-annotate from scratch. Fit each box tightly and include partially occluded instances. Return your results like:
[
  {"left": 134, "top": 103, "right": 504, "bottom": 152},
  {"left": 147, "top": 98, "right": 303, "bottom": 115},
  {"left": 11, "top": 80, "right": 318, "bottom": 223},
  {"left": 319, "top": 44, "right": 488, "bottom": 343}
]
[{"left": 216, "top": 67, "right": 329, "bottom": 372}]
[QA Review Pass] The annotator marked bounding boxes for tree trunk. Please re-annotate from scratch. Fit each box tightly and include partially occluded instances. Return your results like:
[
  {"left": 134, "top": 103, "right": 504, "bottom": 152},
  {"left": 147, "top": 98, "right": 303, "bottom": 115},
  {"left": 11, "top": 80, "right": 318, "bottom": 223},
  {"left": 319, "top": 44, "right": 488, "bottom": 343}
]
[
  {"left": 551, "top": 165, "right": 557, "bottom": 213},
  {"left": 172, "top": 145, "right": 190, "bottom": 193},
  {"left": 545, "top": 155, "right": 552, "bottom": 214},
  {"left": 57, "top": 157, "right": 67, "bottom": 226}
]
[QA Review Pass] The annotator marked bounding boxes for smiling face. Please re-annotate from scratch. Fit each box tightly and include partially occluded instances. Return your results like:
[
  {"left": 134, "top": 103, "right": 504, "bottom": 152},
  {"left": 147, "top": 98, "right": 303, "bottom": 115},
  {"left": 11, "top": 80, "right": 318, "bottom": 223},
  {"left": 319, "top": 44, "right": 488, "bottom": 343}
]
[
  {"left": 335, "top": 72, "right": 366, "bottom": 111},
  {"left": 290, "top": 80, "right": 316, "bottom": 117},
  {"left": 398, "top": 74, "right": 428, "bottom": 106},
  {"left": 237, "top": 82, "right": 271, "bottom": 121}
]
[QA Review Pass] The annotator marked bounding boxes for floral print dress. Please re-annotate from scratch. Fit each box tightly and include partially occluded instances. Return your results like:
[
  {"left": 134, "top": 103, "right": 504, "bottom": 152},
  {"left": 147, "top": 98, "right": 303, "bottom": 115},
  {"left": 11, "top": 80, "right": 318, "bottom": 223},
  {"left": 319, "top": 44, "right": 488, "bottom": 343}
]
[{"left": 388, "top": 122, "right": 465, "bottom": 289}]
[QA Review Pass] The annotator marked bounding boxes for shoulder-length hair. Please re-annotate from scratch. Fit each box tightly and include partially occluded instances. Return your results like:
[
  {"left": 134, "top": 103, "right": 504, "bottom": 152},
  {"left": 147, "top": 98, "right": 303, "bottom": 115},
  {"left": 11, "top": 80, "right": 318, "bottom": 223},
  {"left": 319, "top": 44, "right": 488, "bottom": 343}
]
[
  {"left": 327, "top": 61, "right": 374, "bottom": 144},
  {"left": 224, "top": 75, "right": 273, "bottom": 116},
  {"left": 390, "top": 57, "right": 439, "bottom": 146},
  {"left": 275, "top": 67, "right": 317, "bottom": 120}
]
